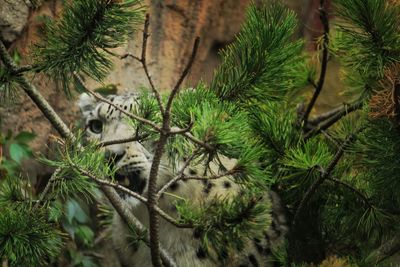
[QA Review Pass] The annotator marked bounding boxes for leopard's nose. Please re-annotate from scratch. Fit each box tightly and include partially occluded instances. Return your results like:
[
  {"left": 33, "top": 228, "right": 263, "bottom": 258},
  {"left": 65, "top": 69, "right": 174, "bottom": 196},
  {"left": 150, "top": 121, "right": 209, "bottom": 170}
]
[{"left": 104, "top": 150, "right": 126, "bottom": 166}]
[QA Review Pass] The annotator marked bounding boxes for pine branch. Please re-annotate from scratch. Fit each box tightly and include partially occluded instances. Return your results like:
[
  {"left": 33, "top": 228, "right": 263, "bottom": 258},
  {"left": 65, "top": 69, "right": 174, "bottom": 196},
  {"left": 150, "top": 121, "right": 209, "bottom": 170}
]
[
  {"left": 327, "top": 177, "right": 373, "bottom": 208},
  {"left": 145, "top": 36, "right": 200, "bottom": 267},
  {"left": 121, "top": 14, "right": 164, "bottom": 114},
  {"left": 33, "top": 168, "right": 61, "bottom": 210},
  {"left": 307, "top": 104, "right": 349, "bottom": 127},
  {"left": 304, "top": 100, "right": 363, "bottom": 140},
  {"left": 68, "top": 159, "right": 192, "bottom": 229},
  {"left": 367, "top": 232, "right": 400, "bottom": 264},
  {"left": 0, "top": 39, "right": 75, "bottom": 141},
  {"left": 1, "top": 38, "right": 180, "bottom": 267},
  {"left": 292, "top": 133, "right": 357, "bottom": 227},
  {"left": 101, "top": 186, "right": 177, "bottom": 267},
  {"left": 301, "top": 0, "right": 330, "bottom": 126},
  {"left": 97, "top": 134, "right": 149, "bottom": 147},
  {"left": 183, "top": 169, "right": 238, "bottom": 181}
]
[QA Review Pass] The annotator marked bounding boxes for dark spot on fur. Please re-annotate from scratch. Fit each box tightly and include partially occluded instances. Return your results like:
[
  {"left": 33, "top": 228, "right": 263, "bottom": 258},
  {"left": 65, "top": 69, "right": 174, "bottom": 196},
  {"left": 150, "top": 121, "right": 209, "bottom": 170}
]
[
  {"left": 223, "top": 181, "right": 231, "bottom": 188},
  {"left": 129, "top": 103, "right": 133, "bottom": 111},
  {"left": 203, "top": 182, "right": 213, "bottom": 194},
  {"left": 124, "top": 105, "right": 127, "bottom": 110},
  {"left": 254, "top": 241, "right": 264, "bottom": 253},
  {"left": 170, "top": 182, "right": 179, "bottom": 191},
  {"left": 189, "top": 168, "right": 197, "bottom": 175},
  {"left": 110, "top": 97, "right": 115, "bottom": 102},
  {"left": 193, "top": 229, "right": 201, "bottom": 239},
  {"left": 196, "top": 247, "right": 206, "bottom": 259},
  {"left": 248, "top": 254, "right": 259, "bottom": 267}
]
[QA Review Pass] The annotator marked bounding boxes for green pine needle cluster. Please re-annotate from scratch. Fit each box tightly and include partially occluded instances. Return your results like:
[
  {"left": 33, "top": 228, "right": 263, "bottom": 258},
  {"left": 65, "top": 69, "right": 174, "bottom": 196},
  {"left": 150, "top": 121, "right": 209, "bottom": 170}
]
[
  {"left": 335, "top": 0, "right": 400, "bottom": 94},
  {"left": 0, "top": 206, "right": 63, "bottom": 266},
  {"left": 40, "top": 136, "right": 113, "bottom": 201},
  {"left": 0, "top": 67, "right": 22, "bottom": 105},
  {"left": 176, "top": 190, "right": 271, "bottom": 261},
  {"left": 33, "top": 0, "right": 144, "bottom": 95},
  {"left": 211, "top": 0, "right": 306, "bottom": 103},
  {"left": 353, "top": 118, "right": 400, "bottom": 209},
  {"left": 250, "top": 102, "right": 300, "bottom": 165},
  {"left": 0, "top": 178, "right": 63, "bottom": 266}
]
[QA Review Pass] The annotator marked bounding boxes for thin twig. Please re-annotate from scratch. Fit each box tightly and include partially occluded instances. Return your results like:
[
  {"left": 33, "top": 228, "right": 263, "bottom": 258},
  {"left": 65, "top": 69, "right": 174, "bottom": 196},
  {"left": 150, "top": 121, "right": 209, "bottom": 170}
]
[
  {"left": 97, "top": 134, "right": 149, "bottom": 147},
  {"left": 101, "top": 186, "right": 177, "bottom": 267},
  {"left": 145, "top": 36, "right": 200, "bottom": 267},
  {"left": 156, "top": 149, "right": 200, "bottom": 199},
  {"left": 292, "top": 133, "right": 357, "bottom": 227},
  {"left": 183, "top": 169, "right": 237, "bottom": 181},
  {"left": 121, "top": 14, "right": 164, "bottom": 114},
  {"left": 170, "top": 121, "right": 194, "bottom": 134},
  {"left": 71, "top": 161, "right": 191, "bottom": 228},
  {"left": 305, "top": 100, "right": 363, "bottom": 140},
  {"left": 328, "top": 177, "right": 373, "bottom": 208},
  {"left": 367, "top": 232, "right": 400, "bottom": 264},
  {"left": 165, "top": 37, "right": 200, "bottom": 114},
  {"left": 302, "top": 0, "right": 330, "bottom": 126},
  {"left": 307, "top": 104, "right": 348, "bottom": 126},
  {"left": 183, "top": 132, "right": 214, "bottom": 151},
  {"left": 0, "top": 39, "right": 75, "bottom": 141},
  {"left": 33, "top": 168, "right": 61, "bottom": 210}
]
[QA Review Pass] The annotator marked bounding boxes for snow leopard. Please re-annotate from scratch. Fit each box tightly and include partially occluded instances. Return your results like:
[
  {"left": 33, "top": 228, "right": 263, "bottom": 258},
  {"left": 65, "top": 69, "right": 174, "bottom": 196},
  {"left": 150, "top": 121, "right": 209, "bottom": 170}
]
[{"left": 78, "top": 92, "right": 288, "bottom": 267}]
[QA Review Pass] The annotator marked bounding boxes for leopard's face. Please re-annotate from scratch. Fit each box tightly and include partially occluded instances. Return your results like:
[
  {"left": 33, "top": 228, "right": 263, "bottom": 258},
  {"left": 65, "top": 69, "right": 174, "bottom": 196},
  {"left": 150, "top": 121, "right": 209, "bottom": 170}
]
[{"left": 78, "top": 93, "right": 152, "bottom": 195}]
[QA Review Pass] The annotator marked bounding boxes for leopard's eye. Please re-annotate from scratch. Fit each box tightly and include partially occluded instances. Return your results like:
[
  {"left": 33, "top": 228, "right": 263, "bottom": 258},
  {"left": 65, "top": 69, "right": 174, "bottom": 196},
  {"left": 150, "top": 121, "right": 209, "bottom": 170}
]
[{"left": 88, "top": 119, "right": 103, "bottom": 134}]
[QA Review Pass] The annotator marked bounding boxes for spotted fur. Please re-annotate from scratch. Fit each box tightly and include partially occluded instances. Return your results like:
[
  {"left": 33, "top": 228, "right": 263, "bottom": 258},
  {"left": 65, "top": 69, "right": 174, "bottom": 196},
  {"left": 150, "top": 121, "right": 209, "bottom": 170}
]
[{"left": 78, "top": 93, "right": 288, "bottom": 267}]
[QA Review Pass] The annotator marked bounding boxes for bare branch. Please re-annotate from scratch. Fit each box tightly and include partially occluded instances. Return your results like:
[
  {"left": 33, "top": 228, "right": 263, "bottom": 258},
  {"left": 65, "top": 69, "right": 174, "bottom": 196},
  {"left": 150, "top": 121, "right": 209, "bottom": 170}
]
[
  {"left": 0, "top": 39, "right": 75, "bottom": 141},
  {"left": 33, "top": 168, "right": 61, "bottom": 210},
  {"left": 121, "top": 14, "right": 164, "bottom": 114},
  {"left": 97, "top": 134, "right": 149, "bottom": 147},
  {"left": 183, "top": 168, "right": 237, "bottom": 181},
  {"left": 307, "top": 104, "right": 347, "bottom": 126},
  {"left": 302, "top": 0, "right": 330, "bottom": 126},
  {"left": 304, "top": 100, "right": 363, "bottom": 140},
  {"left": 182, "top": 132, "right": 214, "bottom": 151},
  {"left": 327, "top": 177, "right": 373, "bottom": 208},
  {"left": 367, "top": 232, "right": 400, "bottom": 264},
  {"left": 121, "top": 53, "right": 141, "bottom": 62},
  {"left": 292, "top": 132, "right": 357, "bottom": 227},
  {"left": 101, "top": 186, "right": 178, "bottom": 267},
  {"left": 165, "top": 37, "right": 200, "bottom": 114},
  {"left": 170, "top": 120, "right": 194, "bottom": 134}
]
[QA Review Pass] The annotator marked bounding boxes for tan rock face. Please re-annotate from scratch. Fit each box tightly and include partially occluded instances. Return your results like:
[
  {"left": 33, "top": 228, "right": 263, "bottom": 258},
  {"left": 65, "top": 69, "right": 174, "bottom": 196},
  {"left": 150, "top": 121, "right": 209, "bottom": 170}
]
[
  {"left": 0, "top": 0, "right": 29, "bottom": 43},
  {"left": 0, "top": 0, "right": 312, "bottom": 182}
]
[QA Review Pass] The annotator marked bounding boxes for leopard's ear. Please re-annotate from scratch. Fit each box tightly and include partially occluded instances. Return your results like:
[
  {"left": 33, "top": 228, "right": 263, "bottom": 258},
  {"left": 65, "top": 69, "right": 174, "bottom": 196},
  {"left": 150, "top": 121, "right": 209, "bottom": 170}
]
[{"left": 77, "top": 93, "right": 96, "bottom": 118}]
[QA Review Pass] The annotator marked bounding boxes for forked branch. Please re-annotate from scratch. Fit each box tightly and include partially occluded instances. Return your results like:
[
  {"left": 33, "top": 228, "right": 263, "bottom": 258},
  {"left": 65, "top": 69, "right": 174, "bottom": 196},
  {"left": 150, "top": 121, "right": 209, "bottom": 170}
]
[
  {"left": 121, "top": 14, "right": 164, "bottom": 114},
  {"left": 301, "top": 0, "right": 330, "bottom": 126}
]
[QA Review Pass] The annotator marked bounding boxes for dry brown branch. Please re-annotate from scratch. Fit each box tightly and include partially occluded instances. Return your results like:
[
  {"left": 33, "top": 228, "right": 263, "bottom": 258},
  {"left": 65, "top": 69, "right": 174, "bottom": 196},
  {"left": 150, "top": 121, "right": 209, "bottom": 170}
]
[
  {"left": 302, "top": 0, "right": 330, "bottom": 126},
  {"left": 121, "top": 14, "right": 164, "bottom": 114}
]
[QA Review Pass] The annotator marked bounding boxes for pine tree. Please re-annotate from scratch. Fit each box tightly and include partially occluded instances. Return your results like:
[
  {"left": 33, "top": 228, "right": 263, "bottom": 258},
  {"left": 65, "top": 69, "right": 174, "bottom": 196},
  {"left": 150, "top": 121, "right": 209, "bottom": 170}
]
[{"left": 1, "top": 0, "right": 400, "bottom": 266}]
